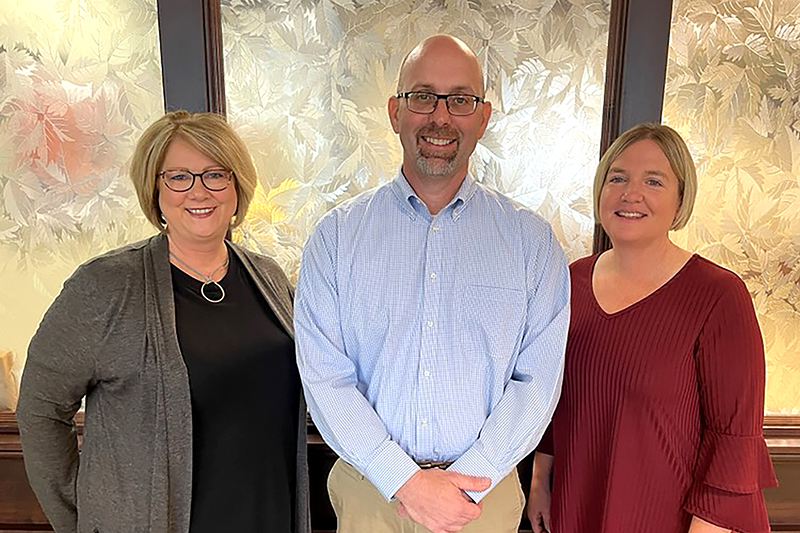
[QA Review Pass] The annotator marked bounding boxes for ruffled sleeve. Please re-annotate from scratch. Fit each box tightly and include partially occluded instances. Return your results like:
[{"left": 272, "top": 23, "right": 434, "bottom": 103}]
[{"left": 682, "top": 272, "right": 778, "bottom": 533}]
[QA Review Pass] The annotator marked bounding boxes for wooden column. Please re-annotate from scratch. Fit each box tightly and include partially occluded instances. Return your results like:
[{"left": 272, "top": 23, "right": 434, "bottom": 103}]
[{"left": 156, "top": 0, "right": 226, "bottom": 114}]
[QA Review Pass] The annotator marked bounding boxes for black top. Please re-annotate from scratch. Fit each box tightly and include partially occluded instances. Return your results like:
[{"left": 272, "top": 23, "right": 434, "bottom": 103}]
[{"left": 172, "top": 249, "right": 299, "bottom": 533}]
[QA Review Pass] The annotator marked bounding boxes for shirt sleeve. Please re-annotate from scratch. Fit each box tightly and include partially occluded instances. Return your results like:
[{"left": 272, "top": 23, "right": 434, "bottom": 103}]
[
  {"left": 294, "top": 213, "right": 419, "bottom": 501},
  {"left": 449, "top": 221, "right": 569, "bottom": 502},
  {"left": 682, "top": 274, "right": 778, "bottom": 533},
  {"left": 16, "top": 268, "right": 100, "bottom": 533}
]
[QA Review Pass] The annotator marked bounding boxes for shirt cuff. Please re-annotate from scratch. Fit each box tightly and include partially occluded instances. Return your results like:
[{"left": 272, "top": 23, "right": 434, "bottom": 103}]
[
  {"left": 361, "top": 440, "right": 420, "bottom": 501},
  {"left": 447, "top": 446, "right": 505, "bottom": 503}
]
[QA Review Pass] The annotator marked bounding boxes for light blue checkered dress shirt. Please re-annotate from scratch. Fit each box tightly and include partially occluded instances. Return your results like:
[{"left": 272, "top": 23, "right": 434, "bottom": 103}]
[{"left": 294, "top": 171, "right": 569, "bottom": 502}]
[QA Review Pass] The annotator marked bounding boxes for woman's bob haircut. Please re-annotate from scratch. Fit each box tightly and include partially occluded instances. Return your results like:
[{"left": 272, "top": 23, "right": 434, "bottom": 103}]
[
  {"left": 129, "top": 110, "right": 258, "bottom": 231},
  {"left": 593, "top": 123, "right": 697, "bottom": 231}
]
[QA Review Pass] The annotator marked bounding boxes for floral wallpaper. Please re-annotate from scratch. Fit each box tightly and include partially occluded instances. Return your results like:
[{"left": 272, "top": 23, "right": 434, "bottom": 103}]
[
  {"left": 5, "top": 0, "right": 793, "bottom": 415},
  {"left": 222, "top": 0, "right": 611, "bottom": 277},
  {"left": 0, "top": 0, "right": 163, "bottom": 400},
  {"left": 663, "top": 0, "right": 800, "bottom": 414}
]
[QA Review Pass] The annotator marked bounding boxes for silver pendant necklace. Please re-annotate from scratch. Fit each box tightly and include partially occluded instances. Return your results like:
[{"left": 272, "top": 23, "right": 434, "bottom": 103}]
[{"left": 170, "top": 251, "right": 230, "bottom": 304}]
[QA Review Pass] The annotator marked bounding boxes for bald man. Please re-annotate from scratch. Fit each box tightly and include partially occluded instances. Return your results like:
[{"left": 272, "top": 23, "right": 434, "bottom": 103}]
[{"left": 295, "top": 35, "right": 569, "bottom": 533}]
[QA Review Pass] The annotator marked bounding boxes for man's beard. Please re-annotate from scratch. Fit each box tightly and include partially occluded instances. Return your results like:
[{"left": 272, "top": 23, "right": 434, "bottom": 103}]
[
  {"left": 415, "top": 152, "right": 458, "bottom": 176},
  {"left": 414, "top": 125, "right": 460, "bottom": 177}
]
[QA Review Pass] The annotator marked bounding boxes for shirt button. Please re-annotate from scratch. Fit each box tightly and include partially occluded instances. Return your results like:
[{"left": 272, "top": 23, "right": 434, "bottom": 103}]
[
  {"left": 429, "top": 272, "right": 437, "bottom": 281},
  {"left": 431, "top": 225, "right": 440, "bottom": 232},
  {"left": 421, "top": 418, "right": 428, "bottom": 425},
  {"left": 426, "top": 320, "right": 434, "bottom": 328},
  {"left": 423, "top": 370, "right": 431, "bottom": 377}
]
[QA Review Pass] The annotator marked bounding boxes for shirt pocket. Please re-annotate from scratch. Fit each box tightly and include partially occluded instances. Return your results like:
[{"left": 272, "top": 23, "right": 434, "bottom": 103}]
[{"left": 460, "top": 284, "right": 526, "bottom": 360}]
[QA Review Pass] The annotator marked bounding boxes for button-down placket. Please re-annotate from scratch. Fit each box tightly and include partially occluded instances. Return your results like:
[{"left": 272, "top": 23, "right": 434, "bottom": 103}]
[
  {"left": 415, "top": 207, "right": 444, "bottom": 459},
  {"left": 416, "top": 194, "right": 469, "bottom": 461}
]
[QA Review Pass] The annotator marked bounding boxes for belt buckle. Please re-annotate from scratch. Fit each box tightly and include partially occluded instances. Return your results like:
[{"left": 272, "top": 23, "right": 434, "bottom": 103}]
[{"left": 417, "top": 461, "right": 451, "bottom": 470}]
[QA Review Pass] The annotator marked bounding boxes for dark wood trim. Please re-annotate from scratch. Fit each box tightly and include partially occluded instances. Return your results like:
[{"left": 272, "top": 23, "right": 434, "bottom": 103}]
[
  {"left": 5, "top": 409, "right": 800, "bottom": 448},
  {"left": 0, "top": 411, "right": 17, "bottom": 431},
  {"left": 595, "top": 0, "right": 629, "bottom": 254},
  {"left": 765, "top": 415, "right": 800, "bottom": 428},
  {"left": 155, "top": 0, "right": 225, "bottom": 113},
  {"left": 0, "top": 411, "right": 84, "bottom": 429},
  {"left": 593, "top": 0, "right": 628, "bottom": 253},
  {"left": 599, "top": 0, "right": 629, "bottom": 157},
  {"left": 765, "top": 416, "right": 800, "bottom": 457},
  {"left": 202, "top": 0, "right": 226, "bottom": 115}
]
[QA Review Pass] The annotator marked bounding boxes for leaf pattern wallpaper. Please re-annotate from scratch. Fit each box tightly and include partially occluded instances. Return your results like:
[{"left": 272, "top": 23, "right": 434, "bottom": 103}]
[
  {"left": 663, "top": 0, "right": 800, "bottom": 414},
  {"left": 222, "top": 0, "right": 611, "bottom": 278},
  {"left": 0, "top": 0, "right": 163, "bottom": 396},
  {"left": 3, "top": 0, "right": 795, "bottom": 415}
]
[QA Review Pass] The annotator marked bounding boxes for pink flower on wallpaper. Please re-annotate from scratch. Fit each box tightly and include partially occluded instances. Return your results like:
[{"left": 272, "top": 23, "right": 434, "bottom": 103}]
[{"left": 9, "top": 76, "right": 127, "bottom": 198}]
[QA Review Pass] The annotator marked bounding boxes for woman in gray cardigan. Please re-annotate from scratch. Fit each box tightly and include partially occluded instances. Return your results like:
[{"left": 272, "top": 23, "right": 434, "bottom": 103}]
[{"left": 16, "top": 111, "right": 310, "bottom": 533}]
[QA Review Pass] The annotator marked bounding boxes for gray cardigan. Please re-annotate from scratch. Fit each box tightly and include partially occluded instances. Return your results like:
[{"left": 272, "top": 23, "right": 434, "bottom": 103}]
[{"left": 16, "top": 233, "right": 310, "bottom": 533}]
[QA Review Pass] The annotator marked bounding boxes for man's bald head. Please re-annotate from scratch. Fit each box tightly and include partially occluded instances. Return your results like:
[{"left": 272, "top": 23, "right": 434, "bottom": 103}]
[{"left": 396, "top": 35, "right": 485, "bottom": 96}]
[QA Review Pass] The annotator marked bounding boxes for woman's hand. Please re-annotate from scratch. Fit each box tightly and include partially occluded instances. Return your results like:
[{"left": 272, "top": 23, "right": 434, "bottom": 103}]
[
  {"left": 527, "top": 482, "right": 551, "bottom": 532},
  {"left": 527, "top": 452, "right": 554, "bottom": 532}
]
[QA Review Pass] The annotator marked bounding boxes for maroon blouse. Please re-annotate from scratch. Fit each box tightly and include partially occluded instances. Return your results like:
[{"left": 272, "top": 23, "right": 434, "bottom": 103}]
[{"left": 539, "top": 254, "right": 777, "bottom": 533}]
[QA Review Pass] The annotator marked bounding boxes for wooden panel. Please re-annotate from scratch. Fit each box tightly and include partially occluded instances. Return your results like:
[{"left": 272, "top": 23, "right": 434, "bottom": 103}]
[
  {"left": 307, "top": 432, "right": 337, "bottom": 531},
  {"left": 768, "top": 454, "right": 800, "bottom": 531},
  {"left": 2, "top": 412, "right": 798, "bottom": 532},
  {"left": 765, "top": 419, "right": 800, "bottom": 531},
  {"left": 0, "top": 453, "right": 48, "bottom": 529},
  {"left": 0, "top": 413, "right": 49, "bottom": 531}
]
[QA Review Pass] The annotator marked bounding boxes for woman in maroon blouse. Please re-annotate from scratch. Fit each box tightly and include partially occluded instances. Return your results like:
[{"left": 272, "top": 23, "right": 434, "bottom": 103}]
[{"left": 527, "top": 123, "right": 777, "bottom": 533}]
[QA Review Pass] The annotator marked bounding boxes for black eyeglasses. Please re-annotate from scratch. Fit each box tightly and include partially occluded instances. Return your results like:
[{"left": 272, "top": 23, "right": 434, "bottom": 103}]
[
  {"left": 159, "top": 168, "right": 233, "bottom": 192},
  {"left": 396, "top": 91, "right": 485, "bottom": 116}
]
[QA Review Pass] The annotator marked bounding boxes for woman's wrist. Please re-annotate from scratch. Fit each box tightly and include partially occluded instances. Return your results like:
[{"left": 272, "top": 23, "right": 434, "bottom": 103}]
[{"left": 531, "top": 452, "right": 554, "bottom": 487}]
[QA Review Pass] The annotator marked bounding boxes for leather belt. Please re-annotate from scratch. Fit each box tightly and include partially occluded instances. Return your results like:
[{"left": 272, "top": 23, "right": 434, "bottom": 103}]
[{"left": 416, "top": 461, "right": 453, "bottom": 469}]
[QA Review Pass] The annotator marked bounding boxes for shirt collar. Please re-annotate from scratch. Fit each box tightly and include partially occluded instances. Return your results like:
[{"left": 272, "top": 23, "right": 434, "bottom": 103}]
[{"left": 390, "top": 169, "right": 478, "bottom": 221}]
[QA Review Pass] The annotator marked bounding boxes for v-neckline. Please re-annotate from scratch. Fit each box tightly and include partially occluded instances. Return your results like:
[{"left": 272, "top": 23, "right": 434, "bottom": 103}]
[{"left": 589, "top": 252, "right": 698, "bottom": 318}]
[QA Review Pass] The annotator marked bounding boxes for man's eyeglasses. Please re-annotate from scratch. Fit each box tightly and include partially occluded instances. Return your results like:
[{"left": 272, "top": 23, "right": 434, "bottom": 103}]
[
  {"left": 396, "top": 91, "right": 484, "bottom": 116},
  {"left": 159, "top": 169, "right": 233, "bottom": 192}
]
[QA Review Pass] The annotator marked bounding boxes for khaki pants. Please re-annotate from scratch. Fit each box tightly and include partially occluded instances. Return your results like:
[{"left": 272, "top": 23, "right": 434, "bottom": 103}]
[{"left": 327, "top": 458, "right": 525, "bottom": 533}]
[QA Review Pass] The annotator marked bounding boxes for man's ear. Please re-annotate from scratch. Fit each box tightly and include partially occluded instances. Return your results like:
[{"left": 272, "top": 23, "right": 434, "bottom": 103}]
[
  {"left": 477, "top": 99, "right": 492, "bottom": 138},
  {"left": 388, "top": 95, "right": 401, "bottom": 134}
]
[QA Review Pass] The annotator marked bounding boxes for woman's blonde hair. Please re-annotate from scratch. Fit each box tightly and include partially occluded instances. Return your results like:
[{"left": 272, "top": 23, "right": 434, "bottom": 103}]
[
  {"left": 593, "top": 123, "right": 697, "bottom": 231},
  {"left": 129, "top": 110, "right": 258, "bottom": 231}
]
